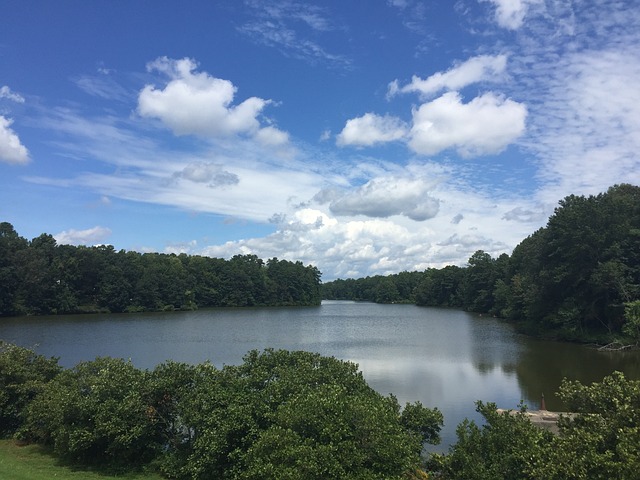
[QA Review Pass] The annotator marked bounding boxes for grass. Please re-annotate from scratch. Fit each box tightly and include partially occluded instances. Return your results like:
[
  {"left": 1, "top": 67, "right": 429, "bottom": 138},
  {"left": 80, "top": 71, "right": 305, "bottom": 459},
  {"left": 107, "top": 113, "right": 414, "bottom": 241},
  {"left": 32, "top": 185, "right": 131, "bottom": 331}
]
[{"left": 0, "top": 439, "right": 164, "bottom": 480}]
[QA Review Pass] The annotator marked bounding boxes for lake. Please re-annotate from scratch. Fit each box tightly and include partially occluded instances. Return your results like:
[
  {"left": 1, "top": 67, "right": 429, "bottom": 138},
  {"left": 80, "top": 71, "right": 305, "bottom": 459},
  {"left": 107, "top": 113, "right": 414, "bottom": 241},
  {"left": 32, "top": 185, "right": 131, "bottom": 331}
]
[{"left": 2, "top": 301, "right": 639, "bottom": 451}]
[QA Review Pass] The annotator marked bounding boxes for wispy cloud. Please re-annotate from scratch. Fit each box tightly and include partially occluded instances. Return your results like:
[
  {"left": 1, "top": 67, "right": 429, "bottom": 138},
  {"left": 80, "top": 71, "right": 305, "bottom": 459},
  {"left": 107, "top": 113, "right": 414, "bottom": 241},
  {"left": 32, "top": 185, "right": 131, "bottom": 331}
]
[
  {"left": 0, "top": 85, "right": 25, "bottom": 103},
  {"left": 74, "top": 74, "right": 131, "bottom": 102},
  {"left": 238, "top": 0, "right": 351, "bottom": 68},
  {"left": 507, "top": 0, "right": 640, "bottom": 202}
]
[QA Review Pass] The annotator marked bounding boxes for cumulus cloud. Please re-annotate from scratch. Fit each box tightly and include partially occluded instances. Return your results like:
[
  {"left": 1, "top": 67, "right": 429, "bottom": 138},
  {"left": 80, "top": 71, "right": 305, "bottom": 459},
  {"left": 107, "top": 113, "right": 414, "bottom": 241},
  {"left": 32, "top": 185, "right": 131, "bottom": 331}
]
[
  {"left": 0, "top": 115, "right": 30, "bottom": 165},
  {"left": 336, "top": 113, "right": 408, "bottom": 147},
  {"left": 194, "top": 182, "right": 538, "bottom": 280},
  {"left": 388, "top": 54, "right": 508, "bottom": 98},
  {"left": 138, "top": 57, "right": 275, "bottom": 139},
  {"left": 54, "top": 226, "right": 112, "bottom": 246},
  {"left": 409, "top": 91, "right": 527, "bottom": 156},
  {"left": 0, "top": 85, "right": 25, "bottom": 103},
  {"left": 173, "top": 162, "right": 239, "bottom": 187},
  {"left": 255, "top": 125, "right": 290, "bottom": 146},
  {"left": 321, "top": 175, "right": 440, "bottom": 221}
]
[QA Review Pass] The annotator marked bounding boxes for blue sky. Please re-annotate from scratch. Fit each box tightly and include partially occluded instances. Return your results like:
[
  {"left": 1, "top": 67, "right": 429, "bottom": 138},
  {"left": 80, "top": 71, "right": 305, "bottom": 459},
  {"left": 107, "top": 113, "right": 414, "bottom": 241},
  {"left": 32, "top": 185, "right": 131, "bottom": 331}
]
[{"left": 1, "top": 0, "right": 639, "bottom": 280}]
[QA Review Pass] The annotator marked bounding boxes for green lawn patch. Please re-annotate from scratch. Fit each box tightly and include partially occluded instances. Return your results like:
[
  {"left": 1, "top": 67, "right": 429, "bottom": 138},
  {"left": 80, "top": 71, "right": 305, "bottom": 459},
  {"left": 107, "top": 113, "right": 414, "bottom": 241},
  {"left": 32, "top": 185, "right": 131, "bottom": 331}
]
[{"left": 0, "top": 440, "right": 163, "bottom": 480}]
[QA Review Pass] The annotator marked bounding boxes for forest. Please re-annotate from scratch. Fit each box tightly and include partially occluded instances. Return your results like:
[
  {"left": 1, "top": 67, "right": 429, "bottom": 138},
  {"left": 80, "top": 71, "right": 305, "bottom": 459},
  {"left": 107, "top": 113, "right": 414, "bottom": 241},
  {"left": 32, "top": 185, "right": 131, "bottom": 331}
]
[
  {"left": 323, "top": 184, "right": 640, "bottom": 344},
  {"left": 0, "top": 226, "right": 322, "bottom": 316}
]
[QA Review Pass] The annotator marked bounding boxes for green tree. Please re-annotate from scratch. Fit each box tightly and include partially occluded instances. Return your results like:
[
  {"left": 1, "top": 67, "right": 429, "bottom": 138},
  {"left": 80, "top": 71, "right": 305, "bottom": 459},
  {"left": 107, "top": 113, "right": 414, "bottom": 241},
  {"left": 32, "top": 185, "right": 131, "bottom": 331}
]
[
  {"left": 21, "top": 357, "right": 161, "bottom": 468},
  {"left": 461, "top": 251, "right": 499, "bottom": 313},
  {"left": 374, "top": 277, "right": 400, "bottom": 303},
  {"left": 429, "top": 402, "right": 551, "bottom": 480},
  {"left": 0, "top": 222, "right": 28, "bottom": 316},
  {"left": 162, "top": 349, "right": 442, "bottom": 480},
  {"left": 622, "top": 300, "right": 640, "bottom": 342},
  {"left": 431, "top": 372, "right": 640, "bottom": 480},
  {"left": 532, "top": 372, "right": 640, "bottom": 479},
  {"left": 0, "top": 342, "right": 61, "bottom": 437}
]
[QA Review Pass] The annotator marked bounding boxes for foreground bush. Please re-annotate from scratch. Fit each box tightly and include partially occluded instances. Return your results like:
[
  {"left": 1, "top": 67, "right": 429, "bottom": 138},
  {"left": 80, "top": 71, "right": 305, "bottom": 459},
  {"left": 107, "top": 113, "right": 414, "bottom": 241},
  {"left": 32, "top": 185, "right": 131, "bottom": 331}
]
[
  {"left": 154, "top": 349, "right": 443, "bottom": 479},
  {"left": 429, "top": 371, "right": 640, "bottom": 480},
  {"left": 0, "top": 341, "right": 61, "bottom": 437},
  {"left": 14, "top": 348, "right": 443, "bottom": 479}
]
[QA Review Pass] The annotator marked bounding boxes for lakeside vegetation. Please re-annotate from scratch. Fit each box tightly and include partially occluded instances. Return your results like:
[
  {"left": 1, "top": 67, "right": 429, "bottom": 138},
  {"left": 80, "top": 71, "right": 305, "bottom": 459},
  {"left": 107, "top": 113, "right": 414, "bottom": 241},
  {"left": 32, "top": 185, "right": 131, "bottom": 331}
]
[
  {"left": 2, "top": 342, "right": 639, "bottom": 479},
  {"left": 323, "top": 184, "right": 640, "bottom": 344},
  {"left": 0, "top": 226, "right": 321, "bottom": 316},
  {"left": 0, "top": 342, "right": 442, "bottom": 479}
]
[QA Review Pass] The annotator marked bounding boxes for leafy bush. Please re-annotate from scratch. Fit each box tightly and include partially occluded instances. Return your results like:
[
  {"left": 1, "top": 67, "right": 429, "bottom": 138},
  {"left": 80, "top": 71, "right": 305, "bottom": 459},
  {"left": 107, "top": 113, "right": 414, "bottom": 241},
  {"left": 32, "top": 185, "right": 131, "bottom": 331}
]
[
  {"left": 0, "top": 341, "right": 61, "bottom": 437},
  {"left": 430, "top": 372, "right": 640, "bottom": 480},
  {"left": 14, "top": 348, "right": 442, "bottom": 478},
  {"left": 160, "top": 349, "right": 443, "bottom": 480},
  {"left": 20, "top": 357, "right": 161, "bottom": 468}
]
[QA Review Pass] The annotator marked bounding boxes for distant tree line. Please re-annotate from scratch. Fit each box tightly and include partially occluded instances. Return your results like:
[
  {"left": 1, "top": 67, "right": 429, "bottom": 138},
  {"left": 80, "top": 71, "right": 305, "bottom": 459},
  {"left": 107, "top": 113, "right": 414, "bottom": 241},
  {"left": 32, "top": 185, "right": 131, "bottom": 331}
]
[
  {"left": 322, "top": 271, "right": 424, "bottom": 304},
  {"left": 0, "top": 224, "right": 321, "bottom": 316},
  {"left": 323, "top": 184, "right": 640, "bottom": 343}
]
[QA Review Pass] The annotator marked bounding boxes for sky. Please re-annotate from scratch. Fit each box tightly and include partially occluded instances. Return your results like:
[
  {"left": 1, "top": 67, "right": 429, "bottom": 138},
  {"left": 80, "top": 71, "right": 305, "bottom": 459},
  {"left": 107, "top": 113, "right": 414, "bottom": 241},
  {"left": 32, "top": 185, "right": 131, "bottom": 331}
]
[{"left": 1, "top": 0, "right": 639, "bottom": 281}]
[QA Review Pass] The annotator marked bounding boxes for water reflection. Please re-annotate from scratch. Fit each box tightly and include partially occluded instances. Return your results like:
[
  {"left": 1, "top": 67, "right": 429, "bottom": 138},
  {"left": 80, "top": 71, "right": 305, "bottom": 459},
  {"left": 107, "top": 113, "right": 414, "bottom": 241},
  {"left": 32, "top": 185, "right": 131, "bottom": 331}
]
[
  {"left": 515, "top": 338, "right": 640, "bottom": 411},
  {"left": 1, "top": 302, "right": 639, "bottom": 451}
]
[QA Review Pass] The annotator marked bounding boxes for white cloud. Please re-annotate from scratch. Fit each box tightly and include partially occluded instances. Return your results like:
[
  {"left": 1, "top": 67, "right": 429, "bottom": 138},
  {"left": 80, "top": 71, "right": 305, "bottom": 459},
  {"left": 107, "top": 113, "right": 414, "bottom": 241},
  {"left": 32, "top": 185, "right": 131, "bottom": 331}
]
[
  {"left": 388, "top": 54, "right": 508, "bottom": 98},
  {"left": 516, "top": 33, "right": 640, "bottom": 203},
  {"left": 409, "top": 91, "right": 527, "bottom": 156},
  {"left": 0, "top": 115, "right": 30, "bottom": 165},
  {"left": 336, "top": 113, "right": 408, "bottom": 147},
  {"left": 138, "top": 57, "right": 274, "bottom": 139},
  {"left": 0, "top": 85, "right": 25, "bottom": 103},
  {"left": 255, "top": 125, "right": 290, "bottom": 146},
  {"left": 485, "top": 0, "right": 538, "bottom": 30},
  {"left": 195, "top": 180, "right": 541, "bottom": 280},
  {"left": 54, "top": 226, "right": 112, "bottom": 246},
  {"left": 323, "top": 175, "right": 440, "bottom": 221}
]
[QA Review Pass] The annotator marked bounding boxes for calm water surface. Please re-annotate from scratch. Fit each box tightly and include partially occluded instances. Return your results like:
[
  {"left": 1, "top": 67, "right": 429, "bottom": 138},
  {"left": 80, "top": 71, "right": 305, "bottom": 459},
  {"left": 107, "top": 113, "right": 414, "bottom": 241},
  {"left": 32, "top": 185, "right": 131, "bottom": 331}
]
[{"left": 2, "top": 301, "right": 639, "bottom": 450}]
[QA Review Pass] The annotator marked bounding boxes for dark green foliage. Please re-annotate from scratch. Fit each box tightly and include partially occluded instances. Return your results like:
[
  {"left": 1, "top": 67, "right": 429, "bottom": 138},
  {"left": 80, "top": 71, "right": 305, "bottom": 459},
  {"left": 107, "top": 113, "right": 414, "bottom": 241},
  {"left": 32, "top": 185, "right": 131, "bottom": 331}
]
[
  {"left": 431, "top": 372, "right": 640, "bottom": 480},
  {"left": 159, "top": 349, "right": 441, "bottom": 480},
  {"left": 429, "top": 402, "right": 551, "bottom": 480},
  {"left": 506, "top": 184, "right": 640, "bottom": 340},
  {"left": 414, "top": 266, "right": 464, "bottom": 308},
  {"left": 12, "top": 348, "right": 442, "bottom": 478},
  {"left": 0, "top": 342, "right": 61, "bottom": 437},
  {"left": 534, "top": 371, "right": 640, "bottom": 479},
  {"left": 322, "top": 271, "right": 424, "bottom": 304},
  {"left": 0, "top": 225, "right": 322, "bottom": 316},
  {"left": 20, "top": 357, "right": 161, "bottom": 468}
]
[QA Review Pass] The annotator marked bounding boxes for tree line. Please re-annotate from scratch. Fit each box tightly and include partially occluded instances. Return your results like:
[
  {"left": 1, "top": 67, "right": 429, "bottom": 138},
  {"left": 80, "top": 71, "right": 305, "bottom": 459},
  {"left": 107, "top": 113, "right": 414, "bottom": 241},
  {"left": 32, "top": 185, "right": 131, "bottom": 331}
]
[
  {"left": 0, "top": 224, "right": 322, "bottom": 316},
  {"left": 323, "top": 184, "right": 640, "bottom": 343}
]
